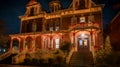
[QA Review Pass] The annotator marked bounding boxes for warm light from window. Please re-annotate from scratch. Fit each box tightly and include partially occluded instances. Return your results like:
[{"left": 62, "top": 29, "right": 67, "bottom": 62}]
[
  {"left": 55, "top": 26, "right": 59, "bottom": 31},
  {"left": 80, "top": 17, "right": 85, "bottom": 22},
  {"left": 50, "top": 27, "right": 53, "bottom": 31},
  {"left": 55, "top": 38, "right": 59, "bottom": 48}
]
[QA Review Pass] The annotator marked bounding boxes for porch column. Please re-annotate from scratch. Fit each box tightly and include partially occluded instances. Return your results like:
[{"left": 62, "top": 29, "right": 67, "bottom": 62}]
[
  {"left": 18, "top": 39, "right": 21, "bottom": 53},
  {"left": 32, "top": 37, "right": 36, "bottom": 52},
  {"left": 23, "top": 37, "right": 26, "bottom": 53}
]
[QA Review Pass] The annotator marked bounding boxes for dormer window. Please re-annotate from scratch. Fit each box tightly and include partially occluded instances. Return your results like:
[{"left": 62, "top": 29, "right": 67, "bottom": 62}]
[
  {"left": 80, "top": 17, "right": 85, "bottom": 23},
  {"left": 79, "top": 0, "right": 86, "bottom": 9},
  {"left": 30, "top": 8, "right": 34, "bottom": 16}
]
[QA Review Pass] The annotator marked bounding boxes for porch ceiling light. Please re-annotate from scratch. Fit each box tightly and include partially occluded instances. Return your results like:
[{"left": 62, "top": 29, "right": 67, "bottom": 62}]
[{"left": 81, "top": 33, "right": 85, "bottom": 37}]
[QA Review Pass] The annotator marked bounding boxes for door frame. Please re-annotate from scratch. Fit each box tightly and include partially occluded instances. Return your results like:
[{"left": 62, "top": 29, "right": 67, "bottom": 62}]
[{"left": 77, "top": 34, "right": 89, "bottom": 51}]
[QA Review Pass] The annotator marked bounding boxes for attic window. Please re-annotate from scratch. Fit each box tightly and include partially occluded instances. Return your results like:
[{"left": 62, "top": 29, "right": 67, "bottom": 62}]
[
  {"left": 30, "top": 8, "right": 34, "bottom": 16},
  {"left": 79, "top": 0, "right": 86, "bottom": 9}
]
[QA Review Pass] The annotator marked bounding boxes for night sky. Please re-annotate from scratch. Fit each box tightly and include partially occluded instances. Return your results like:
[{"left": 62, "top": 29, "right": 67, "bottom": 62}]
[{"left": 0, "top": 0, "right": 119, "bottom": 34}]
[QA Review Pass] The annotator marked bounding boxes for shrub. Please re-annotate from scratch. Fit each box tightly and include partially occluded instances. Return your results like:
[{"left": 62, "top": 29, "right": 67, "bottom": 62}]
[{"left": 60, "top": 41, "right": 71, "bottom": 54}]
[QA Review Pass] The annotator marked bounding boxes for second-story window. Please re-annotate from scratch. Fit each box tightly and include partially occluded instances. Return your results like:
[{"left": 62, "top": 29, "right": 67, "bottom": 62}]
[
  {"left": 88, "top": 15, "right": 94, "bottom": 23},
  {"left": 50, "top": 27, "right": 53, "bottom": 31},
  {"left": 32, "top": 22, "right": 37, "bottom": 32},
  {"left": 71, "top": 17, "right": 77, "bottom": 25},
  {"left": 30, "top": 8, "right": 34, "bottom": 16},
  {"left": 80, "top": 17, "right": 86, "bottom": 23},
  {"left": 49, "top": 21, "right": 54, "bottom": 31},
  {"left": 55, "top": 19, "right": 60, "bottom": 31},
  {"left": 55, "top": 26, "right": 59, "bottom": 31}
]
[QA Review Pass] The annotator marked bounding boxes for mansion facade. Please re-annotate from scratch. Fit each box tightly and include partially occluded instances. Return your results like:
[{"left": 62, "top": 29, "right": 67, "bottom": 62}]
[{"left": 10, "top": 0, "right": 103, "bottom": 54}]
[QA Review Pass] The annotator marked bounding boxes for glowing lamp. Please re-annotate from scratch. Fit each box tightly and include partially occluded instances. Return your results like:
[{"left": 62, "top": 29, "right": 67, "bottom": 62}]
[{"left": 81, "top": 33, "right": 85, "bottom": 37}]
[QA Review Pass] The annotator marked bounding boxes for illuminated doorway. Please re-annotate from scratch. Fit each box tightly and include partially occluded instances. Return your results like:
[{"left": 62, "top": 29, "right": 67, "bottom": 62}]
[{"left": 78, "top": 34, "right": 89, "bottom": 51}]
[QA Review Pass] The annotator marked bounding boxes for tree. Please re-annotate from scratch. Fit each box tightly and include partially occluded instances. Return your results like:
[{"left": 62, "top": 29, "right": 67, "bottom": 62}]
[
  {"left": 0, "top": 20, "right": 10, "bottom": 49},
  {"left": 95, "top": 35, "right": 112, "bottom": 65}
]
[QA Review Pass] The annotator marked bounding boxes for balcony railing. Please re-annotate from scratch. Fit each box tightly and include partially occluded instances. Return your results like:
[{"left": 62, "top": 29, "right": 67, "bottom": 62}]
[{"left": 69, "top": 23, "right": 100, "bottom": 30}]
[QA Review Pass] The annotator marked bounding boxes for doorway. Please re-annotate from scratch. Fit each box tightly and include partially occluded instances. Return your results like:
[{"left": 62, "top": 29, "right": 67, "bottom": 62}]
[{"left": 78, "top": 34, "right": 89, "bottom": 52}]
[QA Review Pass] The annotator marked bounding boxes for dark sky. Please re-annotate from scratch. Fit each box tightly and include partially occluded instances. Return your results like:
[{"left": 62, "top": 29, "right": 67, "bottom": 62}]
[{"left": 0, "top": 0, "right": 119, "bottom": 34}]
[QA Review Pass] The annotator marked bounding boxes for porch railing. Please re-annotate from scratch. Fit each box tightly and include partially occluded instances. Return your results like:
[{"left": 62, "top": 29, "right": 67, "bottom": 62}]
[
  {"left": 0, "top": 50, "right": 12, "bottom": 61},
  {"left": 66, "top": 46, "right": 75, "bottom": 64}
]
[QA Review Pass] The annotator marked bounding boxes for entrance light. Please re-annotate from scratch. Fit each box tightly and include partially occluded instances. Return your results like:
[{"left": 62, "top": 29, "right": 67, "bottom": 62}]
[{"left": 81, "top": 33, "right": 85, "bottom": 37}]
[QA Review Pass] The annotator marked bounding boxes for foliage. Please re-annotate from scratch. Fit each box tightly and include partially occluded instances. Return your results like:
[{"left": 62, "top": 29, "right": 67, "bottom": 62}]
[
  {"left": 60, "top": 41, "right": 72, "bottom": 54},
  {"left": 23, "top": 49, "right": 66, "bottom": 66},
  {"left": 95, "top": 36, "right": 120, "bottom": 66},
  {"left": 0, "top": 20, "right": 10, "bottom": 49}
]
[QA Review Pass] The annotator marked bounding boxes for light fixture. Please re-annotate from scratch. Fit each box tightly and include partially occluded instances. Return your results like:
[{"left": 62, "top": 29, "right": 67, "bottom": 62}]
[
  {"left": 3, "top": 49, "right": 6, "bottom": 52},
  {"left": 81, "top": 33, "right": 85, "bottom": 37}
]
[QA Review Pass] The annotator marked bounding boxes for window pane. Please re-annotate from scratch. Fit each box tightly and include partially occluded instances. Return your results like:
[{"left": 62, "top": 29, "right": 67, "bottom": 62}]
[
  {"left": 79, "top": 40, "right": 83, "bottom": 46},
  {"left": 50, "top": 27, "right": 53, "bottom": 31},
  {"left": 55, "top": 26, "right": 59, "bottom": 31},
  {"left": 80, "top": 17, "right": 85, "bottom": 22},
  {"left": 55, "top": 39, "right": 59, "bottom": 48},
  {"left": 84, "top": 39, "right": 88, "bottom": 47}
]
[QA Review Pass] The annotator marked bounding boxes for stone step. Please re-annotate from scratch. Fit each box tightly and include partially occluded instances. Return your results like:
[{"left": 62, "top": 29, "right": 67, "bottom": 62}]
[{"left": 69, "top": 51, "right": 94, "bottom": 66}]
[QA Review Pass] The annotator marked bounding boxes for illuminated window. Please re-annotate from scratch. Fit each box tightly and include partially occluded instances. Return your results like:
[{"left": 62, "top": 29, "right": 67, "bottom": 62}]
[
  {"left": 84, "top": 39, "right": 88, "bottom": 47},
  {"left": 55, "top": 38, "right": 60, "bottom": 48},
  {"left": 80, "top": 17, "right": 85, "bottom": 22},
  {"left": 50, "top": 27, "right": 53, "bottom": 31},
  {"left": 79, "top": 40, "right": 83, "bottom": 46},
  {"left": 55, "top": 26, "right": 59, "bottom": 31}
]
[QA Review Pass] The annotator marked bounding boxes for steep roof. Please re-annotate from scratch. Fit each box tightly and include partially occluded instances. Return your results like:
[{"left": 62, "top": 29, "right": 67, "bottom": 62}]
[{"left": 27, "top": 0, "right": 38, "bottom": 6}]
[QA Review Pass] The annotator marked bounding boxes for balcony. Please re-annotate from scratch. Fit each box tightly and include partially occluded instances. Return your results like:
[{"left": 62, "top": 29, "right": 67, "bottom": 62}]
[{"left": 69, "top": 23, "right": 100, "bottom": 31}]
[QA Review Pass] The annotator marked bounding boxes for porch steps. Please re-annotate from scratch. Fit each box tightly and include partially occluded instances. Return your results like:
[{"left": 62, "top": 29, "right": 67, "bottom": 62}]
[{"left": 69, "top": 51, "right": 94, "bottom": 67}]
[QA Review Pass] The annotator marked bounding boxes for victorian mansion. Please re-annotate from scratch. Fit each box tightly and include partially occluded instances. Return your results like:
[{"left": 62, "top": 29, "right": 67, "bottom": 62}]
[{"left": 10, "top": 0, "right": 103, "bottom": 54}]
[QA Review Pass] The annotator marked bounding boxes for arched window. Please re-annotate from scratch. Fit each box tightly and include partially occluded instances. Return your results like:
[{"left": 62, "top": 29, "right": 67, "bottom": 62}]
[{"left": 13, "top": 39, "right": 19, "bottom": 50}]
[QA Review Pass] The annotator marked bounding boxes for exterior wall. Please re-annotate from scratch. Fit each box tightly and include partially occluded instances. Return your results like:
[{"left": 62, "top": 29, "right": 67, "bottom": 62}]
[
  {"left": 10, "top": 0, "right": 103, "bottom": 53},
  {"left": 104, "top": 12, "right": 120, "bottom": 51},
  {"left": 21, "top": 18, "right": 43, "bottom": 33}
]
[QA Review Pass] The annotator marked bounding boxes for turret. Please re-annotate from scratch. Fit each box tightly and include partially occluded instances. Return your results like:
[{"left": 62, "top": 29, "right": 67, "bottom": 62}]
[
  {"left": 25, "top": 0, "right": 42, "bottom": 16},
  {"left": 49, "top": 0, "right": 61, "bottom": 12}
]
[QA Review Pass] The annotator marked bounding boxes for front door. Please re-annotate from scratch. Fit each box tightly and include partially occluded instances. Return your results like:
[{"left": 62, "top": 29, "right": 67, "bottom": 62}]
[{"left": 78, "top": 38, "right": 89, "bottom": 52}]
